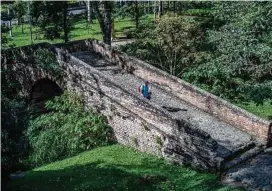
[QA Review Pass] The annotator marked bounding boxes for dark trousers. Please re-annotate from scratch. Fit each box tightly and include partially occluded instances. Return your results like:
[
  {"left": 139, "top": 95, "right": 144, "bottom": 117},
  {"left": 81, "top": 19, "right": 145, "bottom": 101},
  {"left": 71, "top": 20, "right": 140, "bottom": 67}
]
[{"left": 144, "top": 93, "right": 151, "bottom": 100}]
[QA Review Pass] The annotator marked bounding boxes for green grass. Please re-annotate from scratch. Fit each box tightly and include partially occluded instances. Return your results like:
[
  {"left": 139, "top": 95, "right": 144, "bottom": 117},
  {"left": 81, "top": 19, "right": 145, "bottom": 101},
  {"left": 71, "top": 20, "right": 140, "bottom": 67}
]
[
  {"left": 238, "top": 101, "right": 272, "bottom": 120},
  {"left": 7, "top": 144, "right": 240, "bottom": 191},
  {"left": 8, "top": 18, "right": 131, "bottom": 47},
  {"left": 7, "top": 16, "right": 153, "bottom": 47}
]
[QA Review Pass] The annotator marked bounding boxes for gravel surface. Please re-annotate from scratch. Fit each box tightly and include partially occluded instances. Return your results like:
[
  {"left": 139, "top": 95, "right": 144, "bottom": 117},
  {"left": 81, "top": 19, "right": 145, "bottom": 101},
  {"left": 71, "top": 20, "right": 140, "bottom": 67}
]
[
  {"left": 223, "top": 150, "right": 272, "bottom": 190},
  {"left": 72, "top": 51, "right": 253, "bottom": 157}
]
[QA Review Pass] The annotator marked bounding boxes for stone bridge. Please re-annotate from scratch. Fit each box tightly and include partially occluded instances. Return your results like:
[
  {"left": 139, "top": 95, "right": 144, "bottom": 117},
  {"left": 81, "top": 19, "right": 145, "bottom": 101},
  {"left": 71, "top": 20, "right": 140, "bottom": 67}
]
[{"left": 2, "top": 39, "right": 271, "bottom": 172}]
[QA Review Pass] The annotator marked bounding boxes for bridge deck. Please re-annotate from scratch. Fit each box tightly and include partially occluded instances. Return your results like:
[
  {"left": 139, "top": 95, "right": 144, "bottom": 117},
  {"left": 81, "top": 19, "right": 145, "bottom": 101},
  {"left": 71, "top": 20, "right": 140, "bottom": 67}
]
[{"left": 71, "top": 51, "right": 253, "bottom": 158}]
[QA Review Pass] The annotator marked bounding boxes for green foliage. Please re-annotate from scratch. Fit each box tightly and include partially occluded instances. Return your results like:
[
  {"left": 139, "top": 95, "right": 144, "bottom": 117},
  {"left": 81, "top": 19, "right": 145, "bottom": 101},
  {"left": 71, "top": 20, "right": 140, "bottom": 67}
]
[
  {"left": 7, "top": 145, "right": 239, "bottom": 191},
  {"left": 121, "top": 15, "right": 209, "bottom": 77},
  {"left": 1, "top": 25, "right": 10, "bottom": 50},
  {"left": 31, "top": 1, "right": 72, "bottom": 42},
  {"left": 185, "top": 2, "right": 272, "bottom": 105},
  {"left": 114, "top": 1, "right": 144, "bottom": 20},
  {"left": 34, "top": 48, "right": 60, "bottom": 74},
  {"left": 1, "top": 96, "right": 28, "bottom": 184},
  {"left": 26, "top": 91, "right": 115, "bottom": 166},
  {"left": 182, "top": 9, "right": 212, "bottom": 17},
  {"left": 1, "top": 59, "right": 29, "bottom": 183},
  {"left": 12, "top": 0, "right": 26, "bottom": 24}
]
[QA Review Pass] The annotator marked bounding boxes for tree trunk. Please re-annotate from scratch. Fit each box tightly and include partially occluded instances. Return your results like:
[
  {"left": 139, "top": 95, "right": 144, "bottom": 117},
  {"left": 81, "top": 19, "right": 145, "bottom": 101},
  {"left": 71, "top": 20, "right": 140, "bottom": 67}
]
[
  {"left": 27, "top": 1, "right": 33, "bottom": 44},
  {"left": 63, "top": 1, "right": 68, "bottom": 43},
  {"left": 173, "top": 1, "right": 176, "bottom": 14},
  {"left": 9, "top": 21, "right": 12, "bottom": 37},
  {"left": 112, "top": 18, "right": 115, "bottom": 40},
  {"left": 92, "top": 1, "right": 111, "bottom": 45},
  {"left": 159, "top": 1, "right": 163, "bottom": 18},
  {"left": 148, "top": 0, "right": 150, "bottom": 13},
  {"left": 18, "top": 16, "right": 21, "bottom": 25},
  {"left": 153, "top": 1, "right": 156, "bottom": 19},
  {"left": 8, "top": 5, "right": 12, "bottom": 37},
  {"left": 87, "top": 0, "right": 93, "bottom": 24},
  {"left": 135, "top": 1, "right": 139, "bottom": 28},
  {"left": 21, "top": 21, "right": 24, "bottom": 34},
  {"left": 104, "top": 1, "right": 112, "bottom": 45}
]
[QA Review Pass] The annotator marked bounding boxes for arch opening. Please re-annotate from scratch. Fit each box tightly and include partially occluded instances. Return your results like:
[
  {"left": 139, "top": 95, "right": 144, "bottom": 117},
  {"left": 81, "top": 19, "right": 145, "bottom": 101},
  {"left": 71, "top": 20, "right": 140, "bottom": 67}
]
[{"left": 30, "top": 79, "right": 63, "bottom": 115}]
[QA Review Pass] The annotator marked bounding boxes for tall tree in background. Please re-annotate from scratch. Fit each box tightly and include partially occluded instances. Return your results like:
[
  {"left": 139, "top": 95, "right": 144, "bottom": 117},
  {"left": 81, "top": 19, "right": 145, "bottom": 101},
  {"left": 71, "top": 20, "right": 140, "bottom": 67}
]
[
  {"left": 115, "top": 1, "right": 144, "bottom": 28},
  {"left": 1, "top": 2, "right": 14, "bottom": 39},
  {"left": 121, "top": 15, "right": 206, "bottom": 77},
  {"left": 63, "top": 1, "right": 69, "bottom": 43},
  {"left": 31, "top": 1, "right": 71, "bottom": 42},
  {"left": 153, "top": 1, "right": 157, "bottom": 19},
  {"left": 135, "top": 1, "right": 139, "bottom": 28},
  {"left": 158, "top": 1, "right": 163, "bottom": 18},
  {"left": 27, "top": 0, "right": 33, "bottom": 44},
  {"left": 7, "top": 4, "right": 13, "bottom": 37},
  {"left": 92, "top": 1, "right": 112, "bottom": 45},
  {"left": 12, "top": 0, "right": 26, "bottom": 34}
]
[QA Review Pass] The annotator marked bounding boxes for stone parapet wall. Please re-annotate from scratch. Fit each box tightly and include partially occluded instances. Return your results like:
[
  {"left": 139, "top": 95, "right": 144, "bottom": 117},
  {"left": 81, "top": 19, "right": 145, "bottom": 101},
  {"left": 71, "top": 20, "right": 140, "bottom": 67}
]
[{"left": 63, "top": 39, "right": 271, "bottom": 146}]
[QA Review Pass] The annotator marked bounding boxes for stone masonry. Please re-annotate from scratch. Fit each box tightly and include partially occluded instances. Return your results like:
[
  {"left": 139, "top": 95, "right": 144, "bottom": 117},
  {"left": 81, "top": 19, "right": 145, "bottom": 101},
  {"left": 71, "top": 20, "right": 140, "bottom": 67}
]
[{"left": 2, "top": 39, "right": 271, "bottom": 172}]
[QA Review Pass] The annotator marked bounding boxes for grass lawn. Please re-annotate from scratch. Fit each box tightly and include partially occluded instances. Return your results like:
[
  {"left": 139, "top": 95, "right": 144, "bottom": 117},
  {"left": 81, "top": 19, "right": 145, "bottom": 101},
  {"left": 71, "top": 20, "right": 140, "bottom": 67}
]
[
  {"left": 7, "top": 16, "right": 153, "bottom": 47},
  {"left": 238, "top": 101, "right": 272, "bottom": 120},
  {"left": 7, "top": 144, "right": 241, "bottom": 191}
]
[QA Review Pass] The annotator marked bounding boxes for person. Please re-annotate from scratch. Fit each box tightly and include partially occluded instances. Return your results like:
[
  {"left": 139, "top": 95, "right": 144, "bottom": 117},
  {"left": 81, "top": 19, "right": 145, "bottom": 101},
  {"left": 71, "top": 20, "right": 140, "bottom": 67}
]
[{"left": 138, "top": 81, "right": 152, "bottom": 100}]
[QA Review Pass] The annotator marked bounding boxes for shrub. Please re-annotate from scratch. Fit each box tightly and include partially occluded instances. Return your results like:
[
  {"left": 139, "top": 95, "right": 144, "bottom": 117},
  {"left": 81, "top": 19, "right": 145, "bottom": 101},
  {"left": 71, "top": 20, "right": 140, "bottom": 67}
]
[
  {"left": 34, "top": 48, "right": 61, "bottom": 75},
  {"left": 26, "top": 91, "right": 115, "bottom": 166}
]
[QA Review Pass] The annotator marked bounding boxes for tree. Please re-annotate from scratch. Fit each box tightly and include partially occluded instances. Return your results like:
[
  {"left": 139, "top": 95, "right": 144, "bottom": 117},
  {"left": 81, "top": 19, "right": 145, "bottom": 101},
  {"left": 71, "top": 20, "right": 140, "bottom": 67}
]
[
  {"left": 1, "top": 2, "right": 15, "bottom": 46},
  {"left": 153, "top": 1, "right": 157, "bottom": 19},
  {"left": 158, "top": 1, "right": 163, "bottom": 18},
  {"left": 31, "top": 1, "right": 72, "bottom": 42},
  {"left": 115, "top": 1, "right": 144, "bottom": 29},
  {"left": 12, "top": 0, "right": 26, "bottom": 34},
  {"left": 1, "top": 63, "right": 28, "bottom": 189},
  {"left": 92, "top": 1, "right": 112, "bottom": 45},
  {"left": 1, "top": 25, "right": 10, "bottom": 49},
  {"left": 121, "top": 15, "right": 207, "bottom": 77},
  {"left": 63, "top": 1, "right": 69, "bottom": 43},
  {"left": 135, "top": 1, "right": 139, "bottom": 28}
]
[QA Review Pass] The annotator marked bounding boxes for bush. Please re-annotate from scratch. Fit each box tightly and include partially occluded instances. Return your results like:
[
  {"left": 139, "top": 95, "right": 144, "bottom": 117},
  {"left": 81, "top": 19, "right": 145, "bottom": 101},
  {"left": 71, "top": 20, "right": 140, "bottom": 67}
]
[
  {"left": 26, "top": 91, "right": 116, "bottom": 166},
  {"left": 34, "top": 48, "right": 61, "bottom": 75}
]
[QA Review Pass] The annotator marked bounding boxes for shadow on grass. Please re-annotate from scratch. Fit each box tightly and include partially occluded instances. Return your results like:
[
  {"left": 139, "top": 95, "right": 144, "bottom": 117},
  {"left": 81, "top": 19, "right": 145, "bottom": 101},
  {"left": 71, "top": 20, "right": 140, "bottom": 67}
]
[
  {"left": 7, "top": 158, "right": 238, "bottom": 191},
  {"left": 6, "top": 161, "right": 164, "bottom": 191}
]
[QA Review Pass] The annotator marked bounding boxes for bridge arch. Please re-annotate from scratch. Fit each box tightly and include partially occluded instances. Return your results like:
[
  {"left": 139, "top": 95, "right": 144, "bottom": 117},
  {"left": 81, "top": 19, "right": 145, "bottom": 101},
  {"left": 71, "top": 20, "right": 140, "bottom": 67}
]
[{"left": 29, "top": 78, "right": 63, "bottom": 114}]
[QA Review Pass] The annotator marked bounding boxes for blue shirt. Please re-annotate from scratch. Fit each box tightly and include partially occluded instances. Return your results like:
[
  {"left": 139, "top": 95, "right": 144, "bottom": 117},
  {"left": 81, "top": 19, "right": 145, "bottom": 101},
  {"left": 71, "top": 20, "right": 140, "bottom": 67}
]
[{"left": 142, "top": 85, "right": 149, "bottom": 97}]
